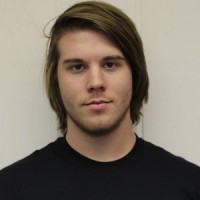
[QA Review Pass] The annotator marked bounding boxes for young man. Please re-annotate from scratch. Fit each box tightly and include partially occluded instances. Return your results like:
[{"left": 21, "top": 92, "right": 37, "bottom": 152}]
[{"left": 0, "top": 1, "right": 200, "bottom": 199}]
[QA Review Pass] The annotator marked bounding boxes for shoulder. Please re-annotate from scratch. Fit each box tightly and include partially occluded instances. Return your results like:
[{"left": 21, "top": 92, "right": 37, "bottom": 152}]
[
  {"left": 0, "top": 137, "right": 64, "bottom": 197},
  {"left": 136, "top": 137, "right": 200, "bottom": 198},
  {"left": 140, "top": 137, "right": 200, "bottom": 168},
  {"left": 0, "top": 137, "right": 63, "bottom": 181},
  {"left": 0, "top": 137, "right": 70, "bottom": 198},
  {"left": 138, "top": 137, "right": 200, "bottom": 181}
]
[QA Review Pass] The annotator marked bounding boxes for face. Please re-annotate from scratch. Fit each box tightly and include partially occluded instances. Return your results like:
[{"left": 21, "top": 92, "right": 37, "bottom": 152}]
[{"left": 57, "top": 29, "right": 132, "bottom": 136}]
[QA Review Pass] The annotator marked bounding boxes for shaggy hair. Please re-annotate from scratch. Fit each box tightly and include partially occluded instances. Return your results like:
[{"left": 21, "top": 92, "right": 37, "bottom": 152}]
[{"left": 44, "top": 1, "right": 149, "bottom": 135}]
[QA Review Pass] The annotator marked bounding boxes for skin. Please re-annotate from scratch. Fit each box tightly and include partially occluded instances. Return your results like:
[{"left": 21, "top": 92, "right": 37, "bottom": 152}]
[{"left": 57, "top": 29, "right": 136, "bottom": 162}]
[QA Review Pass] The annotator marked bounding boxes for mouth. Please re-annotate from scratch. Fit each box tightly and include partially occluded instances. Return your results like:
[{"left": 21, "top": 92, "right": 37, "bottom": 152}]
[{"left": 83, "top": 99, "right": 112, "bottom": 110}]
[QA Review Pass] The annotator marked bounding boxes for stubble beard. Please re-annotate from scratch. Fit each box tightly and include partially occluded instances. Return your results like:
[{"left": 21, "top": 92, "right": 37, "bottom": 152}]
[{"left": 66, "top": 105, "right": 131, "bottom": 138}]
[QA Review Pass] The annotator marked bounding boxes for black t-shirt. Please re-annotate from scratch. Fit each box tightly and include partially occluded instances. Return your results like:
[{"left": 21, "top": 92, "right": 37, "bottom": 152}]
[{"left": 0, "top": 135, "right": 200, "bottom": 200}]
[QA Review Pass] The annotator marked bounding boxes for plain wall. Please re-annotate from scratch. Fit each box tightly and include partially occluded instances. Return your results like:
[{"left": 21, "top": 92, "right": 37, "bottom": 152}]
[
  {"left": 142, "top": 0, "right": 200, "bottom": 165},
  {"left": 0, "top": 0, "right": 200, "bottom": 169}
]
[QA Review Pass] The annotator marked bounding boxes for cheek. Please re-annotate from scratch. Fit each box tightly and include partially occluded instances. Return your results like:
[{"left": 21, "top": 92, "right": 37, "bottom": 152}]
[
  {"left": 57, "top": 77, "right": 82, "bottom": 109},
  {"left": 59, "top": 88, "right": 76, "bottom": 112},
  {"left": 57, "top": 77, "right": 71, "bottom": 106},
  {"left": 59, "top": 83, "right": 73, "bottom": 102},
  {"left": 120, "top": 73, "right": 132, "bottom": 99},
  {"left": 123, "top": 84, "right": 132, "bottom": 103}
]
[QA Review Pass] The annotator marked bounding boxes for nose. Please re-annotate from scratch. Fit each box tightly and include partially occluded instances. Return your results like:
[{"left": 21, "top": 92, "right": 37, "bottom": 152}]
[{"left": 87, "top": 66, "right": 106, "bottom": 93}]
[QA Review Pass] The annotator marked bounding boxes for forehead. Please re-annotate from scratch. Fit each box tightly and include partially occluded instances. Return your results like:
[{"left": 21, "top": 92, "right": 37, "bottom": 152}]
[
  {"left": 57, "top": 29, "right": 124, "bottom": 59},
  {"left": 58, "top": 29, "right": 115, "bottom": 47}
]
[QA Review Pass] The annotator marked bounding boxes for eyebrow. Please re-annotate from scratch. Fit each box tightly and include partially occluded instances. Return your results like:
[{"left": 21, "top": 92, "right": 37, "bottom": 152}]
[
  {"left": 102, "top": 55, "right": 125, "bottom": 61},
  {"left": 63, "top": 58, "right": 83, "bottom": 64},
  {"left": 62, "top": 55, "right": 126, "bottom": 64}
]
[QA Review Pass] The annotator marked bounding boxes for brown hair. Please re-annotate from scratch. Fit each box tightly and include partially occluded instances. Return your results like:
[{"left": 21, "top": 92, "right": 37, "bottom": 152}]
[{"left": 44, "top": 1, "right": 149, "bottom": 135}]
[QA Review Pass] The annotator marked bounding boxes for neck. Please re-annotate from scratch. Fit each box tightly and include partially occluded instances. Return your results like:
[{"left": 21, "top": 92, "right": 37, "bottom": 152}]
[{"left": 65, "top": 116, "right": 136, "bottom": 162}]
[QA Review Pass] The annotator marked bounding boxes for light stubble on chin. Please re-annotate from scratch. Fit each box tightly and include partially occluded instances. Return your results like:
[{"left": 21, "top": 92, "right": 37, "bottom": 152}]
[{"left": 66, "top": 106, "right": 131, "bottom": 138}]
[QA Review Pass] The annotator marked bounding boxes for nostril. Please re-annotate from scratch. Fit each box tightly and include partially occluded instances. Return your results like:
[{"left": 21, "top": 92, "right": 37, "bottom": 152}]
[{"left": 88, "top": 83, "right": 106, "bottom": 92}]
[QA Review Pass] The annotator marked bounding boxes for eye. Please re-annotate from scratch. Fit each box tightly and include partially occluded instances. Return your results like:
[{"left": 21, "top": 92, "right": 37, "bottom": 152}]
[
  {"left": 104, "top": 62, "right": 117, "bottom": 69},
  {"left": 72, "top": 64, "right": 85, "bottom": 72}
]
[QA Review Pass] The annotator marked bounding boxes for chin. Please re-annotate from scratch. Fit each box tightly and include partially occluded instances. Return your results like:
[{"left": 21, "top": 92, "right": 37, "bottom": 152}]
[
  {"left": 83, "top": 127, "right": 114, "bottom": 137},
  {"left": 79, "top": 121, "right": 120, "bottom": 137}
]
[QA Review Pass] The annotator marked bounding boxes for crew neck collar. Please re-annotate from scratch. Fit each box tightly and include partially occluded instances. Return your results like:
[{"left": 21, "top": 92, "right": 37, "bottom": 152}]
[{"left": 54, "top": 133, "right": 144, "bottom": 172}]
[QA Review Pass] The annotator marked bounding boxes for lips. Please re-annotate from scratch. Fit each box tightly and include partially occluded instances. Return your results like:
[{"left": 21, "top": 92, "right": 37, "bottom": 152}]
[
  {"left": 87, "top": 100, "right": 110, "bottom": 105},
  {"left": 84, "top": 99, "right": 112, "bottom": 110}
]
